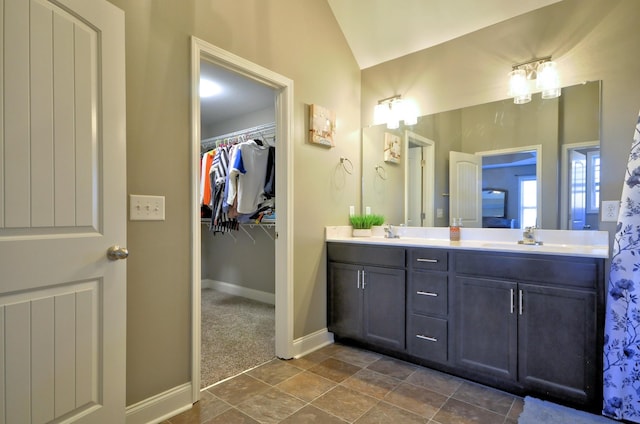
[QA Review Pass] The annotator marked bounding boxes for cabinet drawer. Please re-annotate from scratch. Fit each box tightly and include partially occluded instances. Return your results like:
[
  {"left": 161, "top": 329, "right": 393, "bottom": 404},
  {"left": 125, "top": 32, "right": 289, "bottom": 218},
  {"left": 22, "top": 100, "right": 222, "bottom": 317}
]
[
  {"left": 455, "top": 251, "right": 601, "bottom": 289},
  {"left": 408, "top": 315, "right": 447, "bottom": 363},
  {"left": 408, "top": 248, "right": 448, "bottom": 271},
  {"left": 409, "top": 271, "right": 447, "bottom": 316},
  {"left": 327, "top": 243, "right": 405, "bottom": 268}
]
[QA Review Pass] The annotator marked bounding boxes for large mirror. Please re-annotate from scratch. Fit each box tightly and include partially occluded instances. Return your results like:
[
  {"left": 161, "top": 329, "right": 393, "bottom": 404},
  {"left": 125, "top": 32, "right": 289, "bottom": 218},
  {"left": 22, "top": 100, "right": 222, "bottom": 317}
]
[{"left": 362, "top": 81, "right": 601, "bottom": 230}]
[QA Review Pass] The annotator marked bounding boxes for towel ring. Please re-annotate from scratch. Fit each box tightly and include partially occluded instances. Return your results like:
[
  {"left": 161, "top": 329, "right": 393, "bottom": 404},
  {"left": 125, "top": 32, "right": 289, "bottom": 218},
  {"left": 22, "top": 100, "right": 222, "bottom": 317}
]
[
  {"left": 340, "top": 157, "right": 354, "bottom": 174},
  {"left": 375, "top": 164, "right": 387, "bottom": 180}
]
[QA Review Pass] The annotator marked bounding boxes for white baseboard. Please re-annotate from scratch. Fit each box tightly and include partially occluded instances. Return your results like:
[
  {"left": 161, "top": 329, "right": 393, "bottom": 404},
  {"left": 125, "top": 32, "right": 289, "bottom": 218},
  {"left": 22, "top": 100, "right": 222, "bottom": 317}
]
[
  {"left": 292, "top": 328, "right": 334, "bottom": 358},
  {"left": 202, "top": 279, "right": 275, "bottom": 305},
  {"left": 126, "top": 382, "right": 193, "bottom": 424}
]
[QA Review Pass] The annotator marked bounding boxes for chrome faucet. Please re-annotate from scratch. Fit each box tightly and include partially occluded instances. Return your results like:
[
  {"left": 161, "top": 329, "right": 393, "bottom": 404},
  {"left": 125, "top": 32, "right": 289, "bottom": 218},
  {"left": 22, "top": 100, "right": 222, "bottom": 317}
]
[
  {"left": 384, "top": 224, "right": 400, "bottom": 239},
  {"left": 519, "top": 226, "right": 542, "bottom": 245}
]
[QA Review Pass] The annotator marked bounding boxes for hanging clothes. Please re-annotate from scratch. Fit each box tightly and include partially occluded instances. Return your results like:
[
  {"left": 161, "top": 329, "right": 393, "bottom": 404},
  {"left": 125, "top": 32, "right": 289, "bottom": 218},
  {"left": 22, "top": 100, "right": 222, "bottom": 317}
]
[
  {"left": 209, "top": 145, "right": 239, "bottom": 233},
  {"left": 226, "top": 140, "right": 270, "bottom": 216},
  {"left": 200, "top": 150, "right": 215, "bottom": 206},
  {"left": 603, "top": 110, "right": 640, "bottom": 422}
]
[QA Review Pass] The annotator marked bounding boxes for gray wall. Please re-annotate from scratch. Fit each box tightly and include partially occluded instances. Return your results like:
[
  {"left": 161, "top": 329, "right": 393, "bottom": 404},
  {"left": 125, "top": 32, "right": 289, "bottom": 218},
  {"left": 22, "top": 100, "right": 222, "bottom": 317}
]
[{"left": 107, "top": 0, "right": 361, "bottom": 406}]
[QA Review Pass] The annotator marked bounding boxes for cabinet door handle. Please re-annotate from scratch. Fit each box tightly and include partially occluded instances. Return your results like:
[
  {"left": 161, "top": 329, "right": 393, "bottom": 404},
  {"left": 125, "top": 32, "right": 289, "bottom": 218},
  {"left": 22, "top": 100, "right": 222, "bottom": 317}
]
[
  {"left": 417, "top": 291, "right": 438, "bottom": 297},
  {"left": 357, "top": 270, "right": 361, "bottom": 289},
  {"left": 510, "top": 289, "right": 514, "bottom": 314},
  {"left": 519, "top": 289, "right": 523, "bottom": 315},
  {"left": 416, "top": 258, "right": 438, "bottom": 263},
  {"left": 362, "top": 270, "right": 366, "bottom": 289},
  {"left": 416, "top": 334, "right": 438, "bottom": 342}
]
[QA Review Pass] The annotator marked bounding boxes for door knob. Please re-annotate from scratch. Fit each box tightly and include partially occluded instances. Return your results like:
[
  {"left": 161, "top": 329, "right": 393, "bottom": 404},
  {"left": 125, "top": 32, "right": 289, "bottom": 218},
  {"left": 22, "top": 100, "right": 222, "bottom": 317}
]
[{"left": 107, "top": 245, "right": 129, "bottom": 260}]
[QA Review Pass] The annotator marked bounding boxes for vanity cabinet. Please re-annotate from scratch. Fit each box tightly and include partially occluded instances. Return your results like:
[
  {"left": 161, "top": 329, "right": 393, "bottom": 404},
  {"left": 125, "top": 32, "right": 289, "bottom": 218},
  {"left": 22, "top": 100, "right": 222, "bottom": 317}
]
[
  {"left": 327, "top": 243, "right": 406, "bottom": 350},
  {"left": 453, "top": 250, "right": 602, "bottom": 406},
  {"left": 326, "top": 241, "right": 604, "bottom": 410},
  {"left": 406, "top": 248, "right": 449, "bottom": 364}
]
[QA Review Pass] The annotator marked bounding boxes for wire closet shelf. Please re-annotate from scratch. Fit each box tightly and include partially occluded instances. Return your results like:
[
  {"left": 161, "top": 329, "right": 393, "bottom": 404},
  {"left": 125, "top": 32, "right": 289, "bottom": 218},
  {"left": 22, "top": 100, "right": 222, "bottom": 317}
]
[{"left": 200, "top": 122, "right": 276, "bottom": 154}]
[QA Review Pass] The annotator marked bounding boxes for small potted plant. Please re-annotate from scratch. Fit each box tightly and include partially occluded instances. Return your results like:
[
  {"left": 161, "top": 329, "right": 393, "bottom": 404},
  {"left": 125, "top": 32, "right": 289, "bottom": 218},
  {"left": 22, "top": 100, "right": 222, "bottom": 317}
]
[{"left": 349, "top": 214, "right": 385, "bottom": 237}]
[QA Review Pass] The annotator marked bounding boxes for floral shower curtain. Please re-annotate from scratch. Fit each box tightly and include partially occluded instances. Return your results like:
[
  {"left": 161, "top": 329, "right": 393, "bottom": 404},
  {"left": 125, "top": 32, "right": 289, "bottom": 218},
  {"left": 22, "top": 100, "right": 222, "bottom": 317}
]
[{"left": 603, "top": 111, "right": 640, "bottom": 422}]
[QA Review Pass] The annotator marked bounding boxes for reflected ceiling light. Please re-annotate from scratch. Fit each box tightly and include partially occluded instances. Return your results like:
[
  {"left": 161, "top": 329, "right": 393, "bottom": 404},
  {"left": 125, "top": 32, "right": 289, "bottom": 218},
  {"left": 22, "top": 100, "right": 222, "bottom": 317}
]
[
  {"left": 199, "top": 78, "right": 222, "bottom": 98},
  {"left": 508, "top": 57, "right": 560, "bottom": 104},
  {"left": 374, "top": 95, "right": 418, "bottom": 129}
]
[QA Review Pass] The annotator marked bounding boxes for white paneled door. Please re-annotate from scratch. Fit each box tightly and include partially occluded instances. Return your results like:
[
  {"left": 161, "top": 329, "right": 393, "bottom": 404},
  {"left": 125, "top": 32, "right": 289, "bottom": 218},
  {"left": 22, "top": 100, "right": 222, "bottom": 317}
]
[
  {"left": 449, "top": 151, "right": 482, "bottom": 228},
  {"left": 0, "top": 0, "right": 126, "bottom": 423}
]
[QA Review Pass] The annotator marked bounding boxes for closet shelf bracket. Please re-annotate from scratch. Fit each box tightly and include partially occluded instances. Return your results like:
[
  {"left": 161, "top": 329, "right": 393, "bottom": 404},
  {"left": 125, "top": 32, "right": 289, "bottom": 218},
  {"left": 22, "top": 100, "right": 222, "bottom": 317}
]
[
  {"left": 240, "top": 225, "right": 256, "bottom": 244},
  {"left": 258, "top": 224, "right": 275, "bottom": 241}
]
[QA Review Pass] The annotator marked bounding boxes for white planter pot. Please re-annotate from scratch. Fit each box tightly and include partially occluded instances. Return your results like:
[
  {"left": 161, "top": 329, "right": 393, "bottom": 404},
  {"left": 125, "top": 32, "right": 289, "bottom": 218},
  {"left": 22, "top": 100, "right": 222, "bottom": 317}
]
[{"left": 352, "top": 228, "right": 372, "bottom": 237}]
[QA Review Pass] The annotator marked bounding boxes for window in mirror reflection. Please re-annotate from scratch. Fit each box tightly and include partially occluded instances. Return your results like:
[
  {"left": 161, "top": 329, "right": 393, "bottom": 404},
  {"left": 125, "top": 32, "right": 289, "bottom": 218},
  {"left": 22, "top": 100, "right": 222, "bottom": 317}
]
[
  {"left": 519, "top": 177, "right": 537, "bottom": 228},
  {"left": 588, "top": 152, "right": 601, "bottom": 213}
]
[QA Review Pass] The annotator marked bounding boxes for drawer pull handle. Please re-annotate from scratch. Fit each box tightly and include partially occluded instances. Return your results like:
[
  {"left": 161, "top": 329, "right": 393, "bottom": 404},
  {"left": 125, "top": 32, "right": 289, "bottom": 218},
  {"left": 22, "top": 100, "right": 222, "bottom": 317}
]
[
  {"left": 416, "top": 334, "right": 438, "bottom": 342},
  {"left": 416, "top": 258, "right": 438, "bottom": 263},
  {"left": 417, "top": 291, "right": 438, "bottom": 297}
]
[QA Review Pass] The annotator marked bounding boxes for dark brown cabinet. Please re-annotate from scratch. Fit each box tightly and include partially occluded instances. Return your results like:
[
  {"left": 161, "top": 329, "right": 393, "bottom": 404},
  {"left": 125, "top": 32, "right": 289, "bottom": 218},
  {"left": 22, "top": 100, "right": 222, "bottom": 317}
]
[
  {"left": 326, "top": 242, "right": 604, "bottom": 411},
  {"left": 407, "top": 248, "right": 450, "bottom": 364},
  {"left": 327, "top": 244, "right": 406, "bottom": 350},
  {"left": 453, "top": 250, "right": 602, "bottom": 407}
]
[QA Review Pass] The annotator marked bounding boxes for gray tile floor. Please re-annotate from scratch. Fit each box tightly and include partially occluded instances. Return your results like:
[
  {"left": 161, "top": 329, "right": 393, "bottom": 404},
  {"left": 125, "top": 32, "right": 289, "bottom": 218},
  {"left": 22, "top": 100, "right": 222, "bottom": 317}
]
[{"left": 163, "top": 343, "right": 523, "bottom": 423}]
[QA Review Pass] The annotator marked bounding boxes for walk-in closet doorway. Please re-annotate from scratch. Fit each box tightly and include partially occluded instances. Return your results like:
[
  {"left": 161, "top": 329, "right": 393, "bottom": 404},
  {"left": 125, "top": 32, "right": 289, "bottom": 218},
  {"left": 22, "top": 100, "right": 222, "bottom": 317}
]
[{"left": 190, "top": 37, "right": 294, "bottom": 402}]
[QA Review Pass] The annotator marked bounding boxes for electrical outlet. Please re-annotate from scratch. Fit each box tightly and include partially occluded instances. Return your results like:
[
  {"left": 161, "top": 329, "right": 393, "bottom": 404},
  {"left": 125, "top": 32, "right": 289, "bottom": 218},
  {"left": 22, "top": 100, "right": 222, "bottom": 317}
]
[
  {"left": 436, "top": 208, "right": 444, "bottom": 218},
  {"left": 601, "top": 200, "right": 620, "bottom": 222},
  {"left": 349, "top": 205, "right": 355, "bottom": 216},
  {"left": 365, "top": 206, "right": 371, "bottom": 215},
  {"left": 130, "top": 194, "right": 165, "bottom": 221}
]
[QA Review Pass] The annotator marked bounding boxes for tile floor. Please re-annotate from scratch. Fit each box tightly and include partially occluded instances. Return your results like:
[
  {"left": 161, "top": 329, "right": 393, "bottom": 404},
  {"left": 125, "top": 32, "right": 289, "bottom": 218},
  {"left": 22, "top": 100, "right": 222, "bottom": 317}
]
[{"left": 163, "top": 343, "right": 523, "bottom": 423}]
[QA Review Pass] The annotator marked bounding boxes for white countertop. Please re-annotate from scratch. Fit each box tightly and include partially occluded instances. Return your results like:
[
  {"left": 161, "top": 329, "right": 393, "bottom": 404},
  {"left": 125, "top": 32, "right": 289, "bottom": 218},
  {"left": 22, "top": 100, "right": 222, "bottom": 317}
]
[{"left": 325, "top": 226, "right": 609, "bottom": 258}]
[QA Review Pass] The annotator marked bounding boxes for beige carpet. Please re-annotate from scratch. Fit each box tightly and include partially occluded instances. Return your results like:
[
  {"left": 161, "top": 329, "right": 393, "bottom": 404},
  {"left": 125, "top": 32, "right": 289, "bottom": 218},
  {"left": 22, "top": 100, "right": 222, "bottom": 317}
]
[{"left": 201, "top": 289, "right": 275, "bottom": 388}]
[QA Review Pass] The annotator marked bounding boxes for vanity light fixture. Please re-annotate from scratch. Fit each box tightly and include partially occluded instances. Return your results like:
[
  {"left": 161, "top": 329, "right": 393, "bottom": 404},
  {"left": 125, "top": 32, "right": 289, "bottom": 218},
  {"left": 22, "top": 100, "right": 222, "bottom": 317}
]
[
  {"left": 374, "top": 95, "right": 418, "bottom": 129},
  {"left": 508, "top": 57, "right": 560, "bottom": 104}
]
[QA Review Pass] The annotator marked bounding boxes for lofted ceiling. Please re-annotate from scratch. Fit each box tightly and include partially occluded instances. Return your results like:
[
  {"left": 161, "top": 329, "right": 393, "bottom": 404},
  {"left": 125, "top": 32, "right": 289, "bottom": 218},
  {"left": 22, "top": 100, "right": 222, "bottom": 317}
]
[
  {"left": 200, "top": 0, "right": 561, "bottom": 131},
  {"left": 327, "top": 0, "right": 561, "bottom": 70}
]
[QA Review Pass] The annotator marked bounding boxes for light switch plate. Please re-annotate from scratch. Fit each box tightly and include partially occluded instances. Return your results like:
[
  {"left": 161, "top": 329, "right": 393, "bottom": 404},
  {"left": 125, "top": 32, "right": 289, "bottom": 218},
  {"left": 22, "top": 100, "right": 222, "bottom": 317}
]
[
  {"left": 601, "top": 200, "right": 619, "bottom": 222},
  {"left": 130, "top": 194, "right": 165, "bottom": 221}
]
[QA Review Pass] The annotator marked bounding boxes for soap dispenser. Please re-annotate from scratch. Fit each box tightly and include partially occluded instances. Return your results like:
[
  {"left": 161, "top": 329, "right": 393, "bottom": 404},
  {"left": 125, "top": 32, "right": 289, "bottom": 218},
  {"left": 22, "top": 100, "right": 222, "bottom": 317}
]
[{"left": 450, "top": 218, "right": 460, "bottom": 241}]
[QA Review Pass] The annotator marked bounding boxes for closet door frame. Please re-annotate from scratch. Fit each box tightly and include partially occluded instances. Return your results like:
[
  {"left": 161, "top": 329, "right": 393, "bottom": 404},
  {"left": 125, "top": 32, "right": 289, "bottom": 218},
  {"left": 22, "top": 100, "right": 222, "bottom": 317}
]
[{"left": 189, "top": 37, "right": 294, "bottom": 402}]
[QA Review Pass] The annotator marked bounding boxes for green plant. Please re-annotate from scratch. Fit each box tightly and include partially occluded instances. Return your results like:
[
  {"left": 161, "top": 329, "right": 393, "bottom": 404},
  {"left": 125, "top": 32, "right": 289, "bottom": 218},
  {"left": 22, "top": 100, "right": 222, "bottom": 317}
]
[{"left": 349, "top": 214, "right": 385, "bottom": 229}]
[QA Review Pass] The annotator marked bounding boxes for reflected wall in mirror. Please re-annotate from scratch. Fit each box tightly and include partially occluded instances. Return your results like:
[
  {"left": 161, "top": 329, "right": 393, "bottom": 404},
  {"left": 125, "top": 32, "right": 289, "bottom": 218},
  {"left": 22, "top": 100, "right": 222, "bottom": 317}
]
[{"left": 361, "top": 81, "right": 601, "bottom": 230}]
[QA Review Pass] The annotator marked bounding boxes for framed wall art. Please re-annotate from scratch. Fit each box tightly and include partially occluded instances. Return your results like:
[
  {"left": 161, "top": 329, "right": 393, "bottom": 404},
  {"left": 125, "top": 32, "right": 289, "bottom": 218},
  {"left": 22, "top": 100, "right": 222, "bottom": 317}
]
[
  {"left": 309, "top": 104, "right": 336, "bottom": 147},
  {"left": 384, "top": 132, "right": 401, "bottom": 163}
]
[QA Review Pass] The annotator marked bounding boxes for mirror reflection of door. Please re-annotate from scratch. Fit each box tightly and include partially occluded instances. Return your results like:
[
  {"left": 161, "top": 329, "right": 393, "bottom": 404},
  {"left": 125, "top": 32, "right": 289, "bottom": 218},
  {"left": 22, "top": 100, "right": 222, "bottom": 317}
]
[
  {"left": 407, "top": 145, "right": 423, "bottom": 226},
  {"left": 560, "top": 142, "right": 600, "bottom": 230},
  {"left": 405, "top": 131, "right": 435, "bottom": 227},
  {"left": 449, "top": 151, "right": 482, "bottom": 227}
]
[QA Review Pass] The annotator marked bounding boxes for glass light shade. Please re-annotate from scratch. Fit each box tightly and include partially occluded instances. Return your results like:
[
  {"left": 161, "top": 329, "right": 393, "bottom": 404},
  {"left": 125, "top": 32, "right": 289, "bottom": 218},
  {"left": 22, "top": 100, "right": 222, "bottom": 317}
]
[
  {"left": 514, "top": 93, "right": 532, "bottom": 104},
  {"left": 536, "top": 61, "right": 560, "bottom": 99},
  {"left": 374, "top": 103, "right": 390, "bottom": 125},
  {"left": 402, "top": 100, "right": 419, "bottom": 125},
  {"left": 387, "top": 99, "right": 403, "bottom": 129},
  {"left": 508, "top": 69, "right": 531, "bottom": 104}
]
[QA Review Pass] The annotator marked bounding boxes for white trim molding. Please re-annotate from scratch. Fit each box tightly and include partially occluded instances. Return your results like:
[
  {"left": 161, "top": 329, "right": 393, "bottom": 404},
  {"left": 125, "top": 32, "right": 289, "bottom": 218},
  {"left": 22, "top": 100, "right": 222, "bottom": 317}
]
[
  {"left": 126, "top": 383, "right": 192, "bottom": 424},
  {"left": 201, "top": 279, "right": 275, "bottom": 305},
  {"left": 190, "top": 36, "right": 295, "bottom": 404},
  {"left": 293, "top": 329, "right": 334, "bottom": 358}
]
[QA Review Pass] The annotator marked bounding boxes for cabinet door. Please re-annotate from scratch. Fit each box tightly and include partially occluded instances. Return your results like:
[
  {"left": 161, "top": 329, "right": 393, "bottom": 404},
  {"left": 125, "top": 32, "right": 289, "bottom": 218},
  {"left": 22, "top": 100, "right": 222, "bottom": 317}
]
[
  {"left": 454, "top": 277, "right": 518, "bottom": 381},
  {"left": 518, "top": 284, "right": 597, "bottom": 404},
  {"left": 328, "top": 262, "right": 362, "bottom": 339},
  {"left": 362, "top": 266, "right": 406, "bottom": 350}
]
